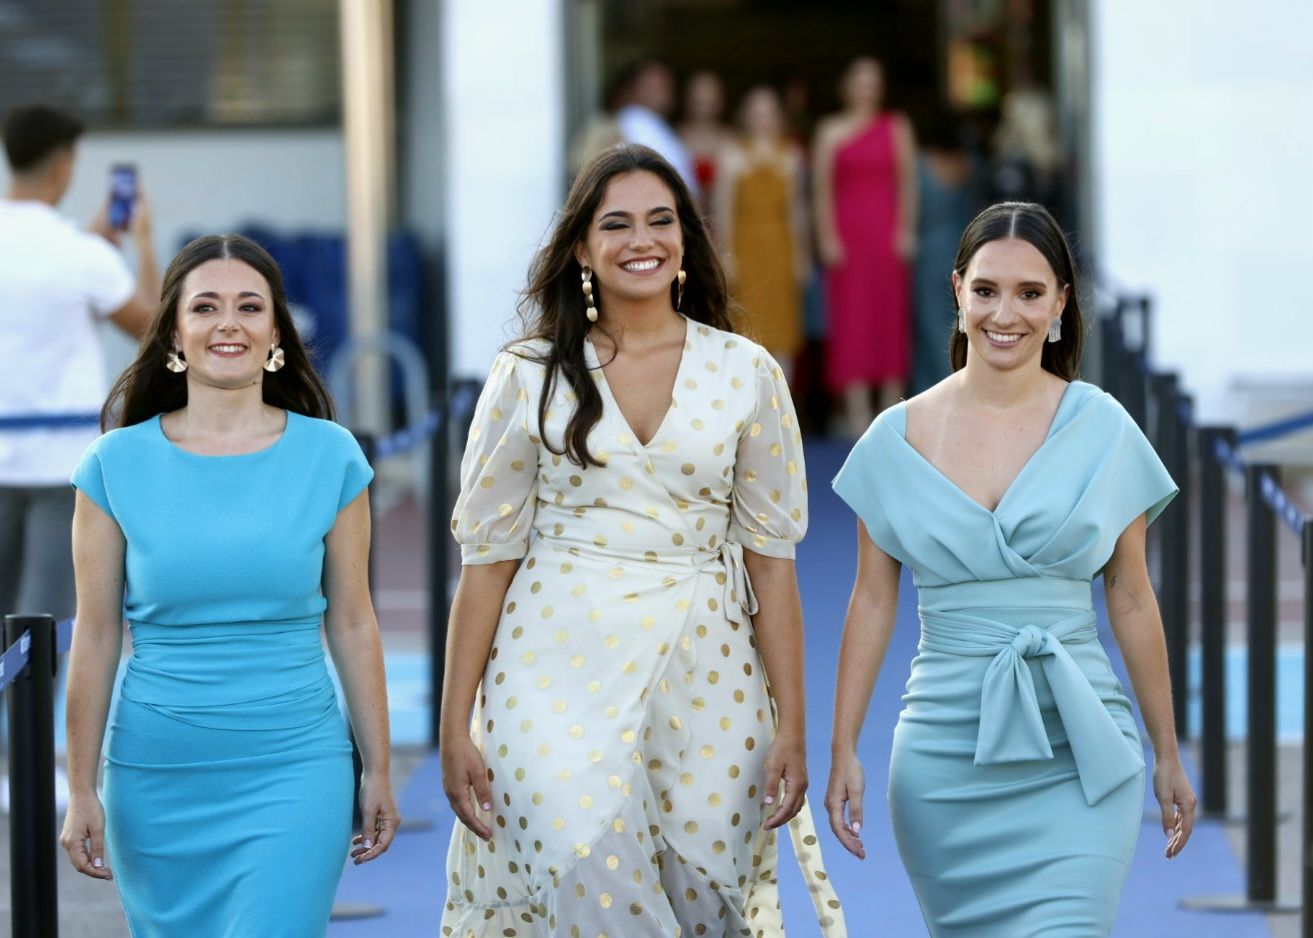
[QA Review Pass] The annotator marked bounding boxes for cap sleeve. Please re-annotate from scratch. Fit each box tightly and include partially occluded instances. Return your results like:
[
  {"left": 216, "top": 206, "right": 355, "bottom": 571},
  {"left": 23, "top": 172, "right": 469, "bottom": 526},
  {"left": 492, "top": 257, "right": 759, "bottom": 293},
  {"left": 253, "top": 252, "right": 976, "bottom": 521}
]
[
  {"left": 451, "top": 350, "right": 541, "bottom": 564},
  {"left": 728, "top": 349, "right": 807, "bottom": 558},
  {"left": 1087, "top": 394, "right": 1178, "bottom": 565},
  {"left": 71, "top": 437, "right": 115, "bottom": 520},
  {"left": 830, "top": 417, "right": 914, "bottom": 569},
  {"left": 337, "top": 430, "right": 375, "bottom": 511}
]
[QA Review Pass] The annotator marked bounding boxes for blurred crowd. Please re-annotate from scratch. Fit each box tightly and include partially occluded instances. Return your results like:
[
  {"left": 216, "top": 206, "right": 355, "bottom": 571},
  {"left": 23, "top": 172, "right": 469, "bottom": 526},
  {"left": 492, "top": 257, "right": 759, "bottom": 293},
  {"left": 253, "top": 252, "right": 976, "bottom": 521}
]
[{"left": 571, "top": 56, "right": 1063, "bottom": 437}]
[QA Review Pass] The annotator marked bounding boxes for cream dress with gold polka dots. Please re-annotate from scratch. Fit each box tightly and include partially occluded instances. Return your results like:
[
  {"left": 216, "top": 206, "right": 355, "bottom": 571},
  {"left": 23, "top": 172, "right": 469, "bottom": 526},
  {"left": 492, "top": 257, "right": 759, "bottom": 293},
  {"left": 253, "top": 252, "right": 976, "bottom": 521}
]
[{"left": 441, "top": 318, "right": 845, "bottom": 937}]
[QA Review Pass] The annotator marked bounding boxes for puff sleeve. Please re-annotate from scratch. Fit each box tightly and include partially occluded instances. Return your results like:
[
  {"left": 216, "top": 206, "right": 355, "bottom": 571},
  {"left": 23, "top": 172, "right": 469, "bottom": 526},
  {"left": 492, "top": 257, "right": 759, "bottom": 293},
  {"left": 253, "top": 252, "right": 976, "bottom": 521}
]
[
  {"left": 451, "top": 350, "right": 541, "bottom": 564},
  {"left": 729, "top": 349, "right": 808, "bottom": 558}
]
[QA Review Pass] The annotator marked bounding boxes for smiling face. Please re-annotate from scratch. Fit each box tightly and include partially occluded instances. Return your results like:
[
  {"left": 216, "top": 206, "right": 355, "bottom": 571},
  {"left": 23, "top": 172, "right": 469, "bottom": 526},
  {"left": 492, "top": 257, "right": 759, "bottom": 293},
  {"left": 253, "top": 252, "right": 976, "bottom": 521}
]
[
  {"left": 576, "top": 170, "right": 684, "bottom": 312},
  {"left": 173, "top": 258, "right": 278, "bottom": 388},
  {"left": 952, "top": 237, "right": 1069, "bottom": 373}
]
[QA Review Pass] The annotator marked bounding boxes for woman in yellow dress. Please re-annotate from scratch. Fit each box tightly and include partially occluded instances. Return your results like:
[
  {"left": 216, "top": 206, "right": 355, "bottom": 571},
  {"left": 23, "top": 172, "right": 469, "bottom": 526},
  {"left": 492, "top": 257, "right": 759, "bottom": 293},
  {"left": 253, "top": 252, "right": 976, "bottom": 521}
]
[
  {"left": 716, "top": 86, "right": 809, "bottom": 378},
  {"left": 438, "top": 144, "right": 843, "bottom": 936}
]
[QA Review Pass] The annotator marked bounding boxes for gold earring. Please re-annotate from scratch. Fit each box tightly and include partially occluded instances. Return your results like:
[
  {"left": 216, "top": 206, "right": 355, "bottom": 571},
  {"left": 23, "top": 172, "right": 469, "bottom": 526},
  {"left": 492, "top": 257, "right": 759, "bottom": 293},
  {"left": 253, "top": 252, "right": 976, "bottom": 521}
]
[
  {"left": 265, "top": 345, "right": 285, "bottom": 372},
  {"left": 676, "top": 269, "right": 687, "bottom": 311},
  {"left": 581, "top": 266, "right": 598, "bottom": 322},
  {"left": 166, "top": 348, "right": 188, "bottom": 373}
]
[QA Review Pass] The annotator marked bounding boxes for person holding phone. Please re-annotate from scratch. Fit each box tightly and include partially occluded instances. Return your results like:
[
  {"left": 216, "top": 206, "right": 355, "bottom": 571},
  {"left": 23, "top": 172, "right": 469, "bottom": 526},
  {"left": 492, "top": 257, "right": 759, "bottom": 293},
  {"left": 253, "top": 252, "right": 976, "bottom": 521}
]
[{"left": 0, "top": 104, "right": 159, "bottom": 683}]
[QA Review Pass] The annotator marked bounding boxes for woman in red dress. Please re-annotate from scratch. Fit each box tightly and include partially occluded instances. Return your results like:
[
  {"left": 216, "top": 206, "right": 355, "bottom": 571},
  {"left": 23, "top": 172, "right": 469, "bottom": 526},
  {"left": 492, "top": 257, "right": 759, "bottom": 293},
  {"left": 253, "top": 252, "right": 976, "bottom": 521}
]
[{"left": 813, "top": 57, "right": 918, "bottom": 438}]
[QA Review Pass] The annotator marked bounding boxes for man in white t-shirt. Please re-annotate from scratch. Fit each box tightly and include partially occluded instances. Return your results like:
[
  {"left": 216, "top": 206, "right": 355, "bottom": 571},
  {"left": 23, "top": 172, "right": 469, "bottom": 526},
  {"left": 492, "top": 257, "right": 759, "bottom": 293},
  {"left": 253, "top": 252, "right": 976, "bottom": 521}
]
[
  {"left": 612, "top": 59, "right": 700, "bottom": 197},
  {"left": 0, "top": 105, "right": 158, "bottom": 623}
]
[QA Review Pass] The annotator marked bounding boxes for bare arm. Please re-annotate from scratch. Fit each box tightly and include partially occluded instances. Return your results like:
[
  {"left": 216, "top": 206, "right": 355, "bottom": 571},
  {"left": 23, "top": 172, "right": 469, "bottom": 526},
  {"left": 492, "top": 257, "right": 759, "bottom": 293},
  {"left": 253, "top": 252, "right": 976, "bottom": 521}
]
[
  {"left": 825, "top": 519, "right": 901, "bottom": 859},
  {"left": 94, "top": 194, "right": 160, "bottom": 338},
  {"left": 59, "top": 493, "right": 126, "bottom": 880},
  {"left": 322, "top": 489, "right": 398, "bottom": 862},
  {"left": 785, "top": 145, "right": 811, "bottom": 280},
  {"left": 1103, "top": 514, "right": 1196, "bottom": 858},
  {"left": 811, "top": 121, "right": 843, "bottom": 266},
  {"left": 894, "top": 113, "right": 919, "bottom": 260},
  {"left": 743, "top": 551, "right": 808, "bottom": 829},
  {"left": 438, "top": 558, "right": 519, "bottom": 840},
  {"left": 714, "top": 146, "right": 741, "bottom": 283}
]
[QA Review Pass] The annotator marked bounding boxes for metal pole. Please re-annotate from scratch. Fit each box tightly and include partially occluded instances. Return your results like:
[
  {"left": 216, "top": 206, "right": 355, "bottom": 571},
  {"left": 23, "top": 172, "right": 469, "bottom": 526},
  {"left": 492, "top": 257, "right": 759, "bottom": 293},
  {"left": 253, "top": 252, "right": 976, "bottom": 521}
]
[
  {"left": 1246, "top": 464, "right": 1279, "bottom": 904},
  {"left": 1124, "top": 298, "right": 1149, "bottom": 430},
  {"left": 1303, "top": 518, "right": 1313, "bottom": 938},
  {"left": 1199, "top": 427, "right": 1232, "bottom": 817},
  {"left": 1101, "top": 300, "right": 1126, "bottom": 401},
  {"left": 1168, "top": 391, "right": 1192, "bottom": 736},
  {"left": 429, "top": 395, "right": 449, "bottom": 748},
  {"left": 5, "top": 614, "right": 59, "bottom": 938}
]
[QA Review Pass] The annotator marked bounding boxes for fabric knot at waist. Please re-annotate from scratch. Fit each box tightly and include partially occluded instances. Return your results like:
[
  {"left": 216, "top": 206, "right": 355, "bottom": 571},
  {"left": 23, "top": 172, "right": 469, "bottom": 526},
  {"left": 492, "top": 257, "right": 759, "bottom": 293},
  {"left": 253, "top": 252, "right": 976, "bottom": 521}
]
[{"left": 919, "top": 605, "right": 1143, "bottom": 805}]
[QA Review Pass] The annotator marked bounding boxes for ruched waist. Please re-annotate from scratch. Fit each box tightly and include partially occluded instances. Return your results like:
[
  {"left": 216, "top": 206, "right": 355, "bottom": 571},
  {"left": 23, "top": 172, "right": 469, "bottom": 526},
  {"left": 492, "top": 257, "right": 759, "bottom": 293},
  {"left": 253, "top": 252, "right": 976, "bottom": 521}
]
[
  {"left": 534, "top": 536, "right": 758, "bottom": 624},
  {"left": 122, "top": 617, "right": 338, "bottom": 725},
  {"left": 918, "top": 600, "right": 1143, "bottom": 806},
  {"left": 917, "top": 576, "right": 1092, "bottom": 614}
]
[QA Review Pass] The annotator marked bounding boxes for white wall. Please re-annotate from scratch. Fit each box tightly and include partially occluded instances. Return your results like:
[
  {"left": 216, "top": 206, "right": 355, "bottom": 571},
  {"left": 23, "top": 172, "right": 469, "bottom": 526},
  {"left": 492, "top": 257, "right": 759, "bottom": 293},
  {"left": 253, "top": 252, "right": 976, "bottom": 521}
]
[
  {"left": 442, "top": 0, "right": 565, "bottom": 377},
  {"left": 1092, "top": 0, "right": 1313, "bottom": 422}
]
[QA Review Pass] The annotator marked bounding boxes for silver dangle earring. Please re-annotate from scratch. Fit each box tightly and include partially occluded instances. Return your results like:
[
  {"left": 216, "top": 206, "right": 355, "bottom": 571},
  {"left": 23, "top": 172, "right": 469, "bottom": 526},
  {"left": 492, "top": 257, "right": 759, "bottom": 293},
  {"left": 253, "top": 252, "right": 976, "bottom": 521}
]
[
  {"left": 166, "top": 348, "right": 188, "bottom": 373},
  {"left": 581, "top": 266, "right": 598, "bottom": 322},
  {"left": 1047, "top": 316, "right": 1062, "bottom": 343},
  {"left": 676, "top": 269, "right": 687, "bottom": 311},
  {"left": 265, "top": 345, "right": 286, "bottom": 372},
  {"left": 956, "top": 309, "right": 966, "bottom": 334}
]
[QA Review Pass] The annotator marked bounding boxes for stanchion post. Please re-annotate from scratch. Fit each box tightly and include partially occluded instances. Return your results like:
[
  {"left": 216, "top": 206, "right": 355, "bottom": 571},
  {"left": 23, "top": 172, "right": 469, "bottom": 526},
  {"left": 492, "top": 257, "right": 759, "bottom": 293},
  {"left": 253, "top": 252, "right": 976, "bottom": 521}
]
[
  {"left": 348, "top": 432, "right": 378, "bottom": 832},
  {"left": 1124, "top": 298, "right": 1149, "bottom": 430},
  {"left": 1198, "top": 426, "right": 1233, "bottom": 817},
  {"left": 429, "top": 396, "right": 449, "bottom": 748},
  {"left": 1101, "top": 299, "right": 1126, "bottom": 402},
  {"left": 1303, "top": 518, "right": 1313, "bottom": 937},
  {"left": 1168, "top": 390, "right": 1192, "bottom": 736},
  {"left": 5, "top": 614, "right": 59, "bottom": 938},
  {"left": 1246, "top": 464, "right": 1279, "bottom": 904}
]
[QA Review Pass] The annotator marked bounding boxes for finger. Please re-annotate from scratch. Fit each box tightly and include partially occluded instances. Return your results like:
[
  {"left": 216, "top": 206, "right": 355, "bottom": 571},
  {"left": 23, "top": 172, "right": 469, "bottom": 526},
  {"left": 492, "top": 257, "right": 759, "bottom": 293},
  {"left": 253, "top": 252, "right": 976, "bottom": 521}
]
[
  {"left": 825, "top": 788, "right": 865, "bottom": 859},
  {"left": 848, "top": 786, "right": 865, "bottom": 839},
  {"left": 374, "top": 812, "right": 399, "bottom": 853},
  {"left": 351, "top": 804, "right": 380, "bottom": 864},
  {"left": 88, "top": 828, "right": 112, "bottom": 879},
  {"left": 461, "top": 774, "right": 494, "bottom": 842},
  {"left": 471, "top": 768, "right": 494, "bottom": 818},
  {"left": 1159, "top": 798, "right": 1175, "bottom": 836},
  {"left": 767, "top": 777, "right": 807, "bottom": 829},
  {"left": 761, "top": 757, "right": 784, "bottom": 809}
]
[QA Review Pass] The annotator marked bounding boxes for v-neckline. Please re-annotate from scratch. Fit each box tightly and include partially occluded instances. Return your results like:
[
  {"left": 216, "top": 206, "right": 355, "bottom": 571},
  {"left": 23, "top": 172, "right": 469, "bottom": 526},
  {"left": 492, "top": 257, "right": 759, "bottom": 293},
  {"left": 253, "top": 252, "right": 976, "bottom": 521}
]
[
  {"left": 895, "top": 381, "right": 1080, "bottom": 516},
  {"left": 586, "top": 316, "right": 691, "bottom": 449}
]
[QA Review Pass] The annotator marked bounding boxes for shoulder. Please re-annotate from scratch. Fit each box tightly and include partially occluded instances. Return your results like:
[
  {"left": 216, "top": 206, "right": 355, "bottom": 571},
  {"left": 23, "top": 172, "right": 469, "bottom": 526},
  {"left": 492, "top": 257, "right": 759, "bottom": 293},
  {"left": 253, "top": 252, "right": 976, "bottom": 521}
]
[
  {"left": 290, "top": 413, "right": 365, "bottom": 455},
  {"left": 693, "top": 319, "right": 772, "bottom": 368},
  {"left": 1066, "top": 380, "right": 1126, "bottom": 422},
  {"left": 498, "top": 340, "right": 552, "bottom": 379},
  {"left": 78, "top": 418, "right": 157, "bottom": 466}
]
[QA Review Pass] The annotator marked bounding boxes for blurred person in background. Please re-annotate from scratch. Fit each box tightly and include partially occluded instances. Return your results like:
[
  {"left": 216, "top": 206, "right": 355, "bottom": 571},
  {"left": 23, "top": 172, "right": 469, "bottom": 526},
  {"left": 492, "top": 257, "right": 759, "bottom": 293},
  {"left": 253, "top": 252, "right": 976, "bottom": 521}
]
[
  {"left": 813, "top": 57, "right": 917, "bottom": 438},
  {"left": 716, "top": 86, "right": 808, "bottom": 378},
  {"left": 911, "top": 112, "right": 984, "bottom": 395},
  {"left": 568, "top": 71, "right": 627, "bottom": 179},
  {"left": 0, "top": 105, "right": 157, "bottom": 630},
  {"left": 678, "top": 69, "right": 732, "bottom": 221},
  {"left": 439, "top": 144, "right": 843, "bottom": 936},
  {"left": 60, "top": 235, "right": 397, "bottom": 934},
  {"left": 613, "top": 57, "right": 700, "bottom": 196},
  {"left": 992, "top": 83, "right": 1062, "bottom": 207}
]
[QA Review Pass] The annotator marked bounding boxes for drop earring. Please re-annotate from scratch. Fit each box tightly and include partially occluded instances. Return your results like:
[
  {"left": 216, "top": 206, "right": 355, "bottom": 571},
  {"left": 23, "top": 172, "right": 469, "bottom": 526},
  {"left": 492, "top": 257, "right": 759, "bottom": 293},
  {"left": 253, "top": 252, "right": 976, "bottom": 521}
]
[
  {"left": 581, "top": 266, "right": 598, "bottom": 322},
  {"left": 956, "top": 309, "right": 966, "bottom": 334},
  {"left": 676, "top": 269, "right": 687, "bottom": 311},
  {"left": 166, "top": 348, "right": 188, "bottom": 373},
  {"left": 1047, "top": 316, "right": 1062, "bottom": 343},
  {"left": 265, "top": 345, "right": 285, "bottom": 372}
]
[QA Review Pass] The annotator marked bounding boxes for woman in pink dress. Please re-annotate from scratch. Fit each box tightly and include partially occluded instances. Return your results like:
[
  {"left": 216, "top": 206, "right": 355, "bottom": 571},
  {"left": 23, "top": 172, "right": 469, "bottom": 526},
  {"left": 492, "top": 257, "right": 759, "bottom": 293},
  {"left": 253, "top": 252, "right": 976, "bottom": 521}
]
[{"left": 813, "top": 57, "right": 918, "bottom": 438}]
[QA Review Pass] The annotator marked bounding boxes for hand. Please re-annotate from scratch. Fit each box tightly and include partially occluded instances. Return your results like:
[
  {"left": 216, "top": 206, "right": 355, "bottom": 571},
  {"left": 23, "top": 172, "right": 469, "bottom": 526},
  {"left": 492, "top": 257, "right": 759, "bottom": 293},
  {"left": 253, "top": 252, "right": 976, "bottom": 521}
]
[
  {"left": 60, "top": 792, "right": 113, "bottom": 880},
  {"left": 819, "top": 234, "right": 845, "bottom": 268},
  {"left": 824, "top": 751, "right": 865, "bottom": 859},
  {"left": 761, "top": 731, "right": 808, "bottom": 830},
  {"left": 128, "top": 191, "right": 154, "bottom": 244},
  {"left": 88, "top": 202, "right": 120, "bottom": 247},
  {"left": 896, "top": 228, "right": 916, "bottom": 261},
  {"left": 1153, "top": 756, "right": 1197, "bottom": 859},
  {"left": 441, "top": 731, "right": 493, "bottom": 841},
  {"left": 350, "top": 770, "right": 400, "bottom": 865}
]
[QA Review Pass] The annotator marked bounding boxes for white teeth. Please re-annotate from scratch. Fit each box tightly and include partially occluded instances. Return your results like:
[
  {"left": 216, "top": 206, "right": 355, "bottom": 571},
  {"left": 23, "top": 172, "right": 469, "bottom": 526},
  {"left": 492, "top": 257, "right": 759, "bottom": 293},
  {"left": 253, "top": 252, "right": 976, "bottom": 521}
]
[
  {"left": 985, "top": 331, "right": 1022, "bottom": 345},
  {"left": 622, "top": 259, "right": 659, "bottom": 272},
  {"left": 210, "top": 345, "right": 246, "bottom": 353}
]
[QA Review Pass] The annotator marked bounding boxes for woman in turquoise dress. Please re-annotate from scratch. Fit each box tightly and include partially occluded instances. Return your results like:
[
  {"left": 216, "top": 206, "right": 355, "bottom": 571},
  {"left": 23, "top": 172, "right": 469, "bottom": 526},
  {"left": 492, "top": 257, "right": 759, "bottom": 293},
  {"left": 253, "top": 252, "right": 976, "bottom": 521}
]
[
  {"left": 825, "top": 202, "right": 1197, "bottom": 936},
  {"left": 59, "top": 234, "right": 398, "bottom": 936}
]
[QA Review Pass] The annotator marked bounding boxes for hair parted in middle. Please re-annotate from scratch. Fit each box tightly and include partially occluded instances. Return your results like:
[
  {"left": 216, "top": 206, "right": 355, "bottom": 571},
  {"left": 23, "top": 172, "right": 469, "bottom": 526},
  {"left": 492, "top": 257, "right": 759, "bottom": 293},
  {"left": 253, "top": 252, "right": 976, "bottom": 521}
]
[{"left": 515, "top": 143, "right": 741, "bottom": 469}]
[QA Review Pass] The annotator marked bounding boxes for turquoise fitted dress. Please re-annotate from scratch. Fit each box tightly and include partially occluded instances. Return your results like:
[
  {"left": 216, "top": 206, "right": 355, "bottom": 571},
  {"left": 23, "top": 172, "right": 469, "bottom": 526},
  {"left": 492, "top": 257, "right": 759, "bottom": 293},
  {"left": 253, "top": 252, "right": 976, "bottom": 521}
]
[
  {"left": 832, "top": 381, "right": 1176, "bottom": 937},
  {"left": 72, "top": 410, "right": 372, "bottom": 937}
]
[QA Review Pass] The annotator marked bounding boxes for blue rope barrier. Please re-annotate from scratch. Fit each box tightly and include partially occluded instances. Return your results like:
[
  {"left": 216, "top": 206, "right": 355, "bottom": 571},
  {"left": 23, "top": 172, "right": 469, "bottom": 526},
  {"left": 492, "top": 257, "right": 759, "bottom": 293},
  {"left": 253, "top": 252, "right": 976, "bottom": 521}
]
[
  {"left": 1237, "top": 410, "right": 1313, "bottom": 447},
  {"left": 1258, "top": 471, "right": 1308, "bottom": 538},
  {"left": 0, "top": 413, "right": 99, "bottom": 431},
  {"left": 0, "top": 617, "right": 74, "bottom": 695},
  {"left": 1212, "top": 436, "right": 1245, "bottom": 474},
  {"left": 373, "top": 408, "right": 446, "bottom": 460},
  {"left": 1176, "top": 397, "right": 1195, "bottom": 428}
]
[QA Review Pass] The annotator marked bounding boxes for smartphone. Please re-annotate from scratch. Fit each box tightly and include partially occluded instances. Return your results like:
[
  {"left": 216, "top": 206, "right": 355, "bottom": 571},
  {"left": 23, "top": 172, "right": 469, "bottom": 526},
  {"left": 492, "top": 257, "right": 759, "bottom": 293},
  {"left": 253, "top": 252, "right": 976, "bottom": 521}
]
[{"left": 108, "top": 164, "right": 137, "bottom": 230}]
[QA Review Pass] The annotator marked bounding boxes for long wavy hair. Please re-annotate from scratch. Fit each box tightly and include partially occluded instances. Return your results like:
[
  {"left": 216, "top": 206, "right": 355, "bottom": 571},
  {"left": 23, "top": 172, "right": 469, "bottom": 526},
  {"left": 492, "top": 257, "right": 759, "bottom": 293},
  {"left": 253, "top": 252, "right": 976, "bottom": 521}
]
[
  {"left": 102, "top": 234, "right": 334, "bottom": 430},
  {"left": 517, "top": 144, "right": 740, "bottom": 468},
  {"left": 948, "top": 202, "right": 1085, "bottom": 380}
]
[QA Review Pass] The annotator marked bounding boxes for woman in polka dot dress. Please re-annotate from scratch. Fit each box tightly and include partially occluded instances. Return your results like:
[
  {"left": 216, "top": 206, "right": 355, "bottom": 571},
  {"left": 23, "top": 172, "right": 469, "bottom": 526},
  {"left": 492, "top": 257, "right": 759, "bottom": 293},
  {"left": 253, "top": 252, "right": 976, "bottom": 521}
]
[{"left": 438, "top": 144, "right": 845, "bottom": 937}]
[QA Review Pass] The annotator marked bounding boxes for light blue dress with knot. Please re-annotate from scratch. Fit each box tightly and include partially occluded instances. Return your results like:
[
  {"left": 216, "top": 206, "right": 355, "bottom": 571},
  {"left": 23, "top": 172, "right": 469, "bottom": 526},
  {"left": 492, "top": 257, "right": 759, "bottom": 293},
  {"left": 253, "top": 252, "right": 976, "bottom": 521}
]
[
  {"left": 832, "top": 381, "right": 1177, "bottom": 937},
  {"left": 72, "top": 410, "right": 373, "bottom": 938}
]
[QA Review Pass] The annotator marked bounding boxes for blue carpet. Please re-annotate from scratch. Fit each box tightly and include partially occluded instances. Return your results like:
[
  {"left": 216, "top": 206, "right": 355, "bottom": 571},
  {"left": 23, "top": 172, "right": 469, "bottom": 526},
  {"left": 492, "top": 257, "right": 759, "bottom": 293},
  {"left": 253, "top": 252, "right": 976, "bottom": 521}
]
[{"left": 330, "top": 435, "right": 1267, "bottom": 935}]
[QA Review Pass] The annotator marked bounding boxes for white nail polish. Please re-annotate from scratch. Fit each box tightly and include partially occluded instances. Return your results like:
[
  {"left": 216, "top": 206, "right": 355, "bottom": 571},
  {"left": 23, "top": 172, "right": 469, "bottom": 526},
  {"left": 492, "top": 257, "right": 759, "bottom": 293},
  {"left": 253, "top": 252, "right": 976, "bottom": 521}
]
[
  {"left": 92, "top": 857, "right": 104, "bottom": 869},
  {"left": 481, "top": 802, "right": 492, "bottom": 811},
  {"left": 765, "top": 795, "right": 774, "bottom": 805},
  {"left": 853, "top": 821, "right": 862, "bottom": 836},
  {"left": 363, "top": 839, "right": 374, "bottom": 849}
]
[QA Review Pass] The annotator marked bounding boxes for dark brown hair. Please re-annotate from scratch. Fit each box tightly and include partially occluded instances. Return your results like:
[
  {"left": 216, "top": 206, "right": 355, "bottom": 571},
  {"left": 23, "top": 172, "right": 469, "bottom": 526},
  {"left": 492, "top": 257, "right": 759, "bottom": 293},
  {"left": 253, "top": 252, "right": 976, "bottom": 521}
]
[
  {"left": 102, "top": 234, "right": 334, "bottom": 430},
  {"left": 516, "top": 144, "right": 739, "bottom": 468},
  {"left": 948, "top": 202, "right": 1084, "bottom": 380},
  {"left": 3, "top": 104, "right": 83, "bottom": 172}
]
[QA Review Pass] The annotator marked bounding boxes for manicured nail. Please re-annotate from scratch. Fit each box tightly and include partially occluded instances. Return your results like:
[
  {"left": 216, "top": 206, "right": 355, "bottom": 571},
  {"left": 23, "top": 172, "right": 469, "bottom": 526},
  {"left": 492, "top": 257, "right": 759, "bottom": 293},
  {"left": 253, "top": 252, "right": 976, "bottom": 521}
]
[
  {"left": 92, "top": 857, "right": 104, "bottom": 869},
  {"left": 853, "top": 821, "right": 861, "bottom": 835},
  {"left": 764, "top": 795, "right": 774, "bottom": 805},
  {"left": 363, "top": 839, "right": 374, "bottom": 849},
  {"left": 481, "top": 802, "right": 492, "bottom": 811}
]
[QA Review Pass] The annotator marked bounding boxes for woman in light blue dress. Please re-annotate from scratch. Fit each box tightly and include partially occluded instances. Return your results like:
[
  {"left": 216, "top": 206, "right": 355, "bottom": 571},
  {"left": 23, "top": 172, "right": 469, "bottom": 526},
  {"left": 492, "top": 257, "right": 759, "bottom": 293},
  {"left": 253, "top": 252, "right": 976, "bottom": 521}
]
[
  {"left": 59, "top": 234, "right": 398, "bottom": 936},
  {"left": 825, "top": 202, "right": 1197, "bottom": 936}
]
